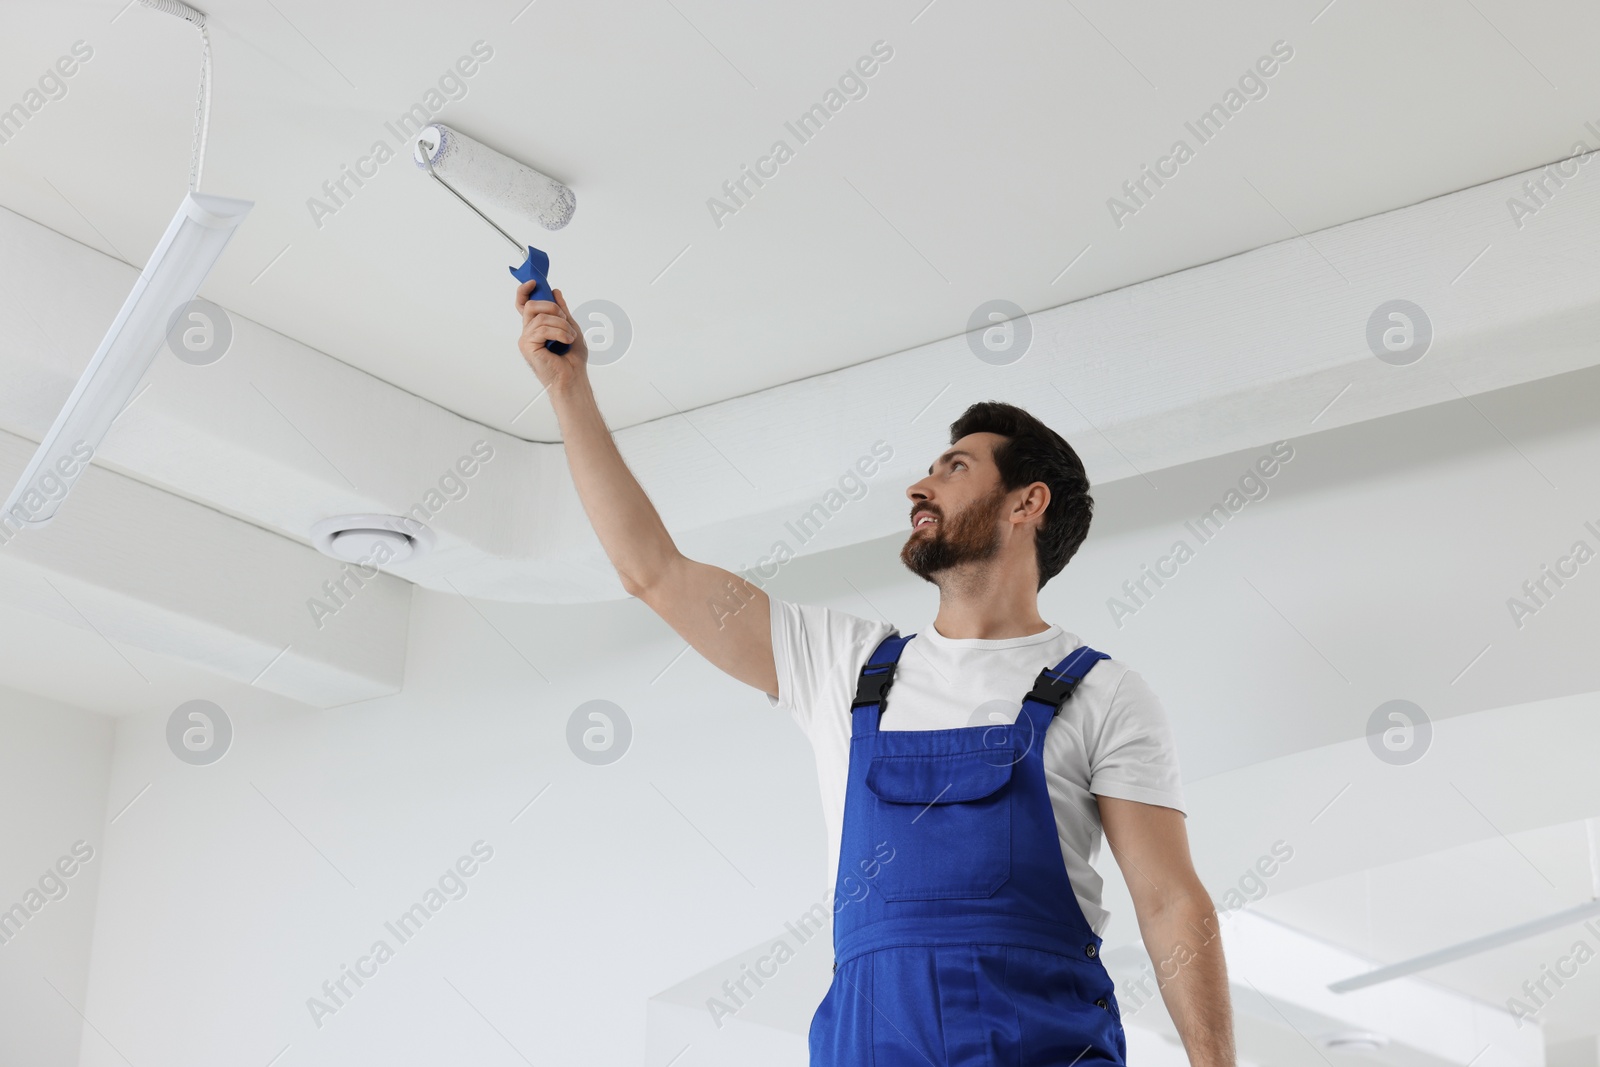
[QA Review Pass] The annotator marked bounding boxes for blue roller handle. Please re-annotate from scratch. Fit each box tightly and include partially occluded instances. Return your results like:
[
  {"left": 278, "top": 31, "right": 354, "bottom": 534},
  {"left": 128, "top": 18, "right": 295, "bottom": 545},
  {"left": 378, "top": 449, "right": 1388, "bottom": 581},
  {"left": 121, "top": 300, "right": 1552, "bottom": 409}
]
[{"left": 510, "top": 245, "right": 571, "bottom": 355}]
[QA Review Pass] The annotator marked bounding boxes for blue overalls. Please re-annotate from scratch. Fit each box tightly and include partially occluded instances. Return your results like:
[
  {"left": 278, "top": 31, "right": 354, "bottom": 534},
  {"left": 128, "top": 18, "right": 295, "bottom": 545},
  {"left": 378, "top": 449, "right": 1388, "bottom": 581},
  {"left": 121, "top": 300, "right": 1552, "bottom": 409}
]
[{"left": 809, "top": 633, "right": 1126, "bottom": 1067}]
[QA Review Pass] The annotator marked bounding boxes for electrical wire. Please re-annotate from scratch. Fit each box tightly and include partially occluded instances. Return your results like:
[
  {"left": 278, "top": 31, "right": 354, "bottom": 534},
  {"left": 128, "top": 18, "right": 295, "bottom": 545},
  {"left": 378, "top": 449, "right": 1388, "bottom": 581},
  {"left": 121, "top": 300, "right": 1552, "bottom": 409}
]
[
  {"left": 194, "top": 25, "right": 211, "bottom": 190},
  {"left": 137, "top": 0, "right": 211, "bottom": 192},
  {"left": 1587, "top": 816, "right": 1599, "bottom": 900}
]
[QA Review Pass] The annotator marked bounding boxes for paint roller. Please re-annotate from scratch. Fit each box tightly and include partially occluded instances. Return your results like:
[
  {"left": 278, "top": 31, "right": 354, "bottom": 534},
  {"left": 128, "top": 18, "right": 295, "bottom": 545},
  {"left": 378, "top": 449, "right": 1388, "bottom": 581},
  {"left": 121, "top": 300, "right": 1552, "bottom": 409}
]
[{"left": 413, "top": 123, "right": 577, "bottom": 353}]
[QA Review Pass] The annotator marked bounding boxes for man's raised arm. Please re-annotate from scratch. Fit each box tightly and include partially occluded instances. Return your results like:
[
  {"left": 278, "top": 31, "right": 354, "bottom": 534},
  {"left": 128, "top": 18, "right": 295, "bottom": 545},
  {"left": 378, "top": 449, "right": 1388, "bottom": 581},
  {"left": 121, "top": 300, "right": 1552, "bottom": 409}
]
[{"left": 515, "top": 281, "right": 779, "bottom": 699}]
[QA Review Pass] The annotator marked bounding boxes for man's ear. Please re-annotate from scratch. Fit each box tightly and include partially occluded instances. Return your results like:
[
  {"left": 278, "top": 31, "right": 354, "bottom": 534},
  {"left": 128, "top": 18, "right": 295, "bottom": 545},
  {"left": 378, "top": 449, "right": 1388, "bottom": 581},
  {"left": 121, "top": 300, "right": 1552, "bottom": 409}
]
[{"left": 1019, "top": 482, "right": 1050, "bottom": 523}]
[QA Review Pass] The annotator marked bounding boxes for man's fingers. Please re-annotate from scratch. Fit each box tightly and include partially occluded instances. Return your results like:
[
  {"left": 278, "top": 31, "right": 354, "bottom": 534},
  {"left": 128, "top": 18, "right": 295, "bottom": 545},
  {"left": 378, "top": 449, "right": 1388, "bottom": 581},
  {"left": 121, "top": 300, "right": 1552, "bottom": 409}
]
[
  {"left": 521, "top": 298, "right": 561, "bottom": 326},
  {"left": 526, "top": 328, "right": 577, "bottom": 348},
  {"left": 524, "top": 312, "right": 576, "bottom": 343},
  {"left": 514, "top": 278, "right": 539, "bottom": 310},
  {"left": 525, "top": 312, "right": 569, "bottom": 333},
  {"left": 516, "top": 281, "right": 564, "bottom": 321},
  {"left": 517, "top": 284, "right": 581, "bottom": 354}
]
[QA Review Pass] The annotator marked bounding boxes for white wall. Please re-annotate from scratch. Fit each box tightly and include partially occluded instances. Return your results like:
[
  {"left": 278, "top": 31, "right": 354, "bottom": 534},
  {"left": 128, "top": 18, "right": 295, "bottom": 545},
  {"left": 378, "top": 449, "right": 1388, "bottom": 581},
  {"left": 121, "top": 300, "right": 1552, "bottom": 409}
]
[
  {"left": 0, "top": 688, "right": 113, "bottom": 1067},
  {"left": 69, "top": 587, "right": 842, "bottom": 1066}
]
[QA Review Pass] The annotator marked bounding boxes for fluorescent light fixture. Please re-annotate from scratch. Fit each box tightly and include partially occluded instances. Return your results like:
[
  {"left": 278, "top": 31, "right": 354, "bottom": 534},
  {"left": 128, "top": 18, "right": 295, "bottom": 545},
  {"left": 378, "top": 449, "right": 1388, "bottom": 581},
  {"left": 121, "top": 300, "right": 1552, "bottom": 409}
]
[
  {"left": 1328, "top": 897, "right": 1600, "bottom": 992},
  {"left": 1, "top": 191, "right": 251, "bottom": 530}
]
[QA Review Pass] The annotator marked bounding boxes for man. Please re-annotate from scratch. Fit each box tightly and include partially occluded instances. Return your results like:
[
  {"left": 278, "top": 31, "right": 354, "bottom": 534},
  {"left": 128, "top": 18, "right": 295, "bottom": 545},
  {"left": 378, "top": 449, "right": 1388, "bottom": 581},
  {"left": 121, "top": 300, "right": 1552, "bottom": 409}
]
[{"left": 515, "top": 283, "right": 1235, "bottom": 1066}]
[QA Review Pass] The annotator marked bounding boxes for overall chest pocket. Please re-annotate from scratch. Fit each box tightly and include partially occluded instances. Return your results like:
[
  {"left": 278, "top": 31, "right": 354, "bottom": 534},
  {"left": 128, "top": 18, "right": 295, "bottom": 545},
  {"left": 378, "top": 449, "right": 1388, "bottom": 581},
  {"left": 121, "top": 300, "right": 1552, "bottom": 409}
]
[{"left": 865, "top": 749, "right": 1014, "bottom": 901}]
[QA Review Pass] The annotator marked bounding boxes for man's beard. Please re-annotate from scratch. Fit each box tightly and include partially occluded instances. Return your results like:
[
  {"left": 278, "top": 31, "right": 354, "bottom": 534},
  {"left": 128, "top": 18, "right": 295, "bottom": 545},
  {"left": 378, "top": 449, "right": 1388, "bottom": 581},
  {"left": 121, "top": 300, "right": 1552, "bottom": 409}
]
[{"left": 900, "top": 483, "right": 1007, "bottom": 584}]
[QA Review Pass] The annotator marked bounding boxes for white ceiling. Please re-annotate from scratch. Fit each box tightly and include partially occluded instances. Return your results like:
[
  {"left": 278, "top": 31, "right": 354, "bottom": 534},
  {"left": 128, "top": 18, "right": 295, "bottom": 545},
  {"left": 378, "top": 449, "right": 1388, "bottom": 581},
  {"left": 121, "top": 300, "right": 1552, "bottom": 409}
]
[{"left": 3, "top": 0, "right": 1600, "bottom": 439}]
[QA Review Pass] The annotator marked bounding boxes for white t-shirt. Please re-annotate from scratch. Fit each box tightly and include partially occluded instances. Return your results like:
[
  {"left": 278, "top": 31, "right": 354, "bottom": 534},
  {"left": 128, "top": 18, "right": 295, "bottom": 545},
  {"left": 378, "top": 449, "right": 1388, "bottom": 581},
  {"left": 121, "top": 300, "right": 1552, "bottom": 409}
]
[{"left": 765, "top": 596, "right": 1186, "bottom": 935}]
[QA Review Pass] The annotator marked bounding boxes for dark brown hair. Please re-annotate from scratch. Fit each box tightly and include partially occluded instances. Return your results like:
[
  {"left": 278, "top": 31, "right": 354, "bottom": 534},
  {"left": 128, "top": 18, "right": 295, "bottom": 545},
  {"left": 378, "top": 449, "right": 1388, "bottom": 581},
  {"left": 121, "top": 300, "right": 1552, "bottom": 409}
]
[{"left": 949, "top": 401, "right": 1093, "bottom": 590}]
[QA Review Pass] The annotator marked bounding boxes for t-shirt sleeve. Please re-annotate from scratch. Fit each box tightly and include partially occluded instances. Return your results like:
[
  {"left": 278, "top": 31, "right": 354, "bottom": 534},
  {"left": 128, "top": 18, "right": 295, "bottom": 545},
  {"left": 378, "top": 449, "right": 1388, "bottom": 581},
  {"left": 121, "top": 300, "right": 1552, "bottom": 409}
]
[
  {"left": 1087, "top": 667, "right": 1187, "bottom": 815},
  {"left": 766, "top": 595, "right": 895, "bottom": 736}
]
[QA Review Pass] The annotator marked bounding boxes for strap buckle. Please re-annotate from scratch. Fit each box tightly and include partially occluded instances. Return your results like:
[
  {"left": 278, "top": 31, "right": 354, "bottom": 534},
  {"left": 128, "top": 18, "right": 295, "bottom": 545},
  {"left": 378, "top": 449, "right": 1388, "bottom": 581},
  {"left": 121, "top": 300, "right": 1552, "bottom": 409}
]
[
  {"left": 851, "top": 666, "right": 895, "bottom": 709},
  {"left": 1024, "top": 665, "right": 1084, "bottom": 709}
]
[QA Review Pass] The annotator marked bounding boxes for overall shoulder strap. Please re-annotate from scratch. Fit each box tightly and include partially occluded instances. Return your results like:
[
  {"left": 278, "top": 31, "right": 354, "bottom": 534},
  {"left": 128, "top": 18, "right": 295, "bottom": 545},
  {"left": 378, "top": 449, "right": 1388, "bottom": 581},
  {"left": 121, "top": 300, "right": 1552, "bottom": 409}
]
[
  {"left": 849, "top": 632, "right": 915, "bottom": 738},
  {"left": 1017, "top": 644, "right": 1110, "bottom": 738}
]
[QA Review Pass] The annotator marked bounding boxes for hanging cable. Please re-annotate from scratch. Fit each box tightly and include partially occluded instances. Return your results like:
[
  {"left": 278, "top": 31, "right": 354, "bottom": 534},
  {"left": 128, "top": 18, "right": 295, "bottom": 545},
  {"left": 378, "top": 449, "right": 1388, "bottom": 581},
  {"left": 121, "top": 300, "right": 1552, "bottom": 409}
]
[
  {"left": 138, "top": 0, "right": 211, "bottom": 192},
  {"left": 1587, "top": 816, "right": 1600, "bottom": 900}
]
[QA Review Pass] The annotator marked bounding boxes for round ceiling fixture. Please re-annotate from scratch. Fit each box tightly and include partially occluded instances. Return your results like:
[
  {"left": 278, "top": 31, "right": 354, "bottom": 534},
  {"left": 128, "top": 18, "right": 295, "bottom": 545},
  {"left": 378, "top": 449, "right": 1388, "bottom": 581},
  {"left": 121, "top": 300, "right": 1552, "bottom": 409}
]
[
  {"left": 1323, "top": 1031, "right": 1390, "bottom": 1055},
  {"left": 310, "top": 514, "right": 435, "bottom": 566}
]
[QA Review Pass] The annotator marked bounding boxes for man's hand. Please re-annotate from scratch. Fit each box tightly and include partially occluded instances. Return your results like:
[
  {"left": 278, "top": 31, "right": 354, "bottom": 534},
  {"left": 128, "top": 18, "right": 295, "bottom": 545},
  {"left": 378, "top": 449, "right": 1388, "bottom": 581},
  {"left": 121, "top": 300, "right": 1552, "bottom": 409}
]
[{"left": 516, "top": 281, "right": 588, "bottom": 391}]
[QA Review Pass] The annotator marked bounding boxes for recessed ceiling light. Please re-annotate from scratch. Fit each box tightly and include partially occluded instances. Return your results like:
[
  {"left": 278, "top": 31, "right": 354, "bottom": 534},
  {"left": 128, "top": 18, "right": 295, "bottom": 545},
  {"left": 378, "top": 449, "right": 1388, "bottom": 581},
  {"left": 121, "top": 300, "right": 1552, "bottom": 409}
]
[
  {"left": 310, "top": 514, "right": 435, "bottom": 566},
  {"left": 1323, "top": 1030, "right": 1390, "bottom": 1054}
]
